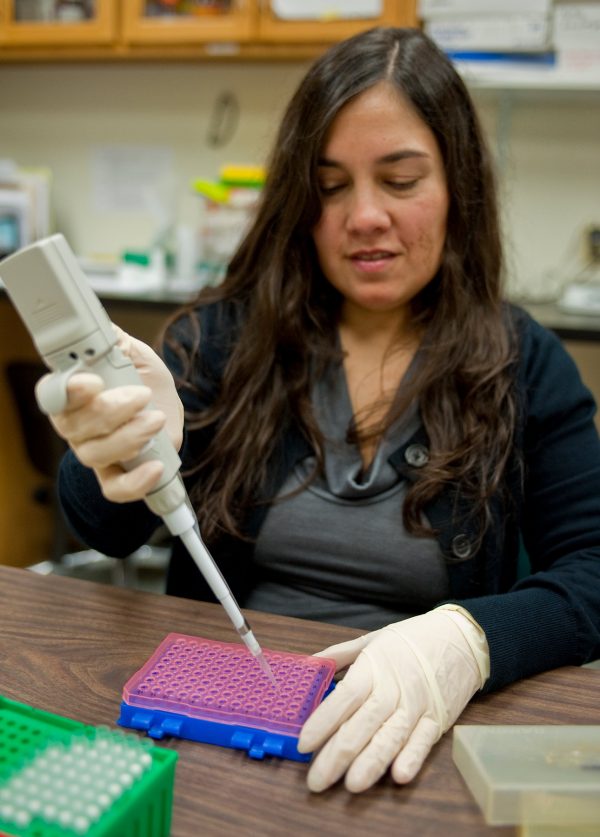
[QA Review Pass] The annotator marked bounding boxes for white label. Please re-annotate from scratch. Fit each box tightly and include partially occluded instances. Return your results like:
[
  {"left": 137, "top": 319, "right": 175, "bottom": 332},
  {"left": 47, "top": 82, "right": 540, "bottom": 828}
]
[{"left": 272, "top": 0, "right": 382, "bottom": 21}]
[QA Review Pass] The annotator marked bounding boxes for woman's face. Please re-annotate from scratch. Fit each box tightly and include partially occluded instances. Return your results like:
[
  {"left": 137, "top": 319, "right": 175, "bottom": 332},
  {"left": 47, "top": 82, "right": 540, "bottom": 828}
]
[{"left": 312, "top": 82, "right": 449, "bottom": 326}]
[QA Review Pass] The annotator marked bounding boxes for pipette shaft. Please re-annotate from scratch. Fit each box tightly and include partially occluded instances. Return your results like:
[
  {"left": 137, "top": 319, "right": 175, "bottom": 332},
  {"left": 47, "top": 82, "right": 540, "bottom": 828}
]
[{"left": 177, "top": 525, "right": 278, "bottom": 689}]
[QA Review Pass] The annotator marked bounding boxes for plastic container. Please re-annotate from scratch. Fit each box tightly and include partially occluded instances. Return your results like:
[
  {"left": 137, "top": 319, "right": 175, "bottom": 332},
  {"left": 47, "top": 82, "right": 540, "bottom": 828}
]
[
  {"left": 192, "top": 166, "right": 265, "bottom": 286},
  {"left": 452, "top": 725, "right": 600, "bottom": 832},
  {"left": 197, "top": 188, "right": 259, "bottom": 284},
  {"left": 118, "top": 633, "right": 336, "bottom": 761},
  {"left": 0, "top": 695, "right": 177, "bottom": 837}
]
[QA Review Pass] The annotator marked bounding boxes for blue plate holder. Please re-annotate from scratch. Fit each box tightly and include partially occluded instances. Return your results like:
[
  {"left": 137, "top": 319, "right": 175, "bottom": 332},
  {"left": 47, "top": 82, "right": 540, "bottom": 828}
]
[{"left": 118, "top": 681, "right": 335, "bottom": 763}]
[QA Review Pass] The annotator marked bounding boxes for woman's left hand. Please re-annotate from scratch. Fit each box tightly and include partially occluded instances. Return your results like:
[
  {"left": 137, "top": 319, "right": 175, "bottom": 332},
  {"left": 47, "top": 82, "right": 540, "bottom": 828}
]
[{"left": 297, "top": 607, "right": 489, "bottom": 793}]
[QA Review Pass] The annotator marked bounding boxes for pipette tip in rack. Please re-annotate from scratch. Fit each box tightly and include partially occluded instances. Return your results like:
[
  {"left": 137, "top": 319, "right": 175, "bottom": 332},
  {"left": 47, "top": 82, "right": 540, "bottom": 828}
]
[{"left": 0, "top": 696, "right": 177, "bottom": 837}]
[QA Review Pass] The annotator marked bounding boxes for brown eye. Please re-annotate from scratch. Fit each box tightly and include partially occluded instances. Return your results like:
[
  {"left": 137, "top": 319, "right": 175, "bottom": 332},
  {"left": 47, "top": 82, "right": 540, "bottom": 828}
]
[
  {"left": 319, "top": 182, "right": 345, "bottom": 195},
  {"left": 388, "top": 179, "right": 418, "bottom": 191}
]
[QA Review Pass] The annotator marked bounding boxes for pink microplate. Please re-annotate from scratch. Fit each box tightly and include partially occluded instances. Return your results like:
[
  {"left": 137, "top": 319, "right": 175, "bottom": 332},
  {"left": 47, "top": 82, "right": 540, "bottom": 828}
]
[{"left": 123, "top": 633, "right": 336, "bottom": 736}]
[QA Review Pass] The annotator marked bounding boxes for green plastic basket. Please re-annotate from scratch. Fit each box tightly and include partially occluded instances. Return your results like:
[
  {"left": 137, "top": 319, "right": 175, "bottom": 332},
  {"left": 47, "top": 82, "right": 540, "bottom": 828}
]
[{"left": 0, "top": 696, "right": 177, "bottom": 837}]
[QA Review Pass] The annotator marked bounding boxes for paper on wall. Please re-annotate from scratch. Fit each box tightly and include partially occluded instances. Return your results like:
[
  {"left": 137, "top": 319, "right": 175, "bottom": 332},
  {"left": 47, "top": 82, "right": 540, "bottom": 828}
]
[{"left": 91, "top": 145, "right": 174, "bottom": 214}]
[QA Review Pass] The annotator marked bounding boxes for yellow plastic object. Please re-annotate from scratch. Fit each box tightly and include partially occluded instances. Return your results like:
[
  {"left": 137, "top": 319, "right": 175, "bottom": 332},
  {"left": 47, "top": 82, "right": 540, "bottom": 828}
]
[
  {"left": 452, "top": 725, "right": 600, "bottom": 832},
  {"left": 219, "top": 164, "right": 266, "bottom": 188},
  {"left": 191, "top": 179, "right": 231, "bottom": 204}
]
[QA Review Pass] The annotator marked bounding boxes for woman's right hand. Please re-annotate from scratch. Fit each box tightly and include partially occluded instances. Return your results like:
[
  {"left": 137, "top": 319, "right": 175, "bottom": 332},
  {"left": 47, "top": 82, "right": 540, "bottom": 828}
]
[{"left": 44, "top": 329, "right": 184, "bottom": 505}]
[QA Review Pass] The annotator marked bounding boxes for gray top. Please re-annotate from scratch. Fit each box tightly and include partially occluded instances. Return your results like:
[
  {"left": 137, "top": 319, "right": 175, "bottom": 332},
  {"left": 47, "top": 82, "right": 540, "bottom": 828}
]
[{"left": 246, "top": 358, "right": 449, "bottom": 629}]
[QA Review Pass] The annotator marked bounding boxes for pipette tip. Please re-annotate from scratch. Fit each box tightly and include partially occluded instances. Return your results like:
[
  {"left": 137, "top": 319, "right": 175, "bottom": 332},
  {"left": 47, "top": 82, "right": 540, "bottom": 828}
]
[{"left": 256, "top": 650, "right": 279, "bottom": 691}]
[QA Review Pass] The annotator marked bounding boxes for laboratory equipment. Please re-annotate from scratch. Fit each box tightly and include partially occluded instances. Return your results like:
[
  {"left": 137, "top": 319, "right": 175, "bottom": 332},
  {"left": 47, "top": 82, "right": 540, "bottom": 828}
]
[
  {"left": 453, "top": 724, "right": 600, "bottom": 834},
  {"left": 0, "top": 694, "right": 176, "bottom": 837},
  {"left": 558, "top": 282, "right": 600, "bottom": 316},
  {"left": 118, "top": 633, "right": 336, "bottom": 762},
  {"left": 193, "top": 164, "right": 265, "bottom": 286},
  {"left": 0, "top": 234, "right": 275, "bottom": 685},
  {"left": 0, "top": 161, "right": 51, "bottom": 264},
  {"left": 0, "top": 190, "right": 29, "bottom": 261}
]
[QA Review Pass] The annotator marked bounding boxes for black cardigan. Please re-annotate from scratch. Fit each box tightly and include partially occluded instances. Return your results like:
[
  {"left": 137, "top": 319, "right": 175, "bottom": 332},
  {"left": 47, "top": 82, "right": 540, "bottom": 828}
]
[{"left": 58, "top": 302, "right": 600, "bottom": 694}]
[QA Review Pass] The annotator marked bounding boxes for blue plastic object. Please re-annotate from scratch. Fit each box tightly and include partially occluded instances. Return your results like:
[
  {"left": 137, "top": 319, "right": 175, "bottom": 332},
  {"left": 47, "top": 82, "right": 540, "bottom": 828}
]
[{"left": 118, "top": 683, "right": 335, "bottom": 762}]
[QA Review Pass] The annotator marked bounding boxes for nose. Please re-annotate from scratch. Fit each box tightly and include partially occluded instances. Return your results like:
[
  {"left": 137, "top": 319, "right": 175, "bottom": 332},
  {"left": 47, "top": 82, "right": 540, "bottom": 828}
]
[{"left": 345, "top": 184, "right": 391, "bottom": 235}]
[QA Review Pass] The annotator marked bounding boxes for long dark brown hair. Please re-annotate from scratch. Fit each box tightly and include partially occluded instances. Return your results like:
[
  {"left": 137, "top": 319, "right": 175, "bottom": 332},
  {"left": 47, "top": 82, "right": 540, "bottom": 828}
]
[{"left": 163, "top": 27, "right": 517, "bottom": 546}]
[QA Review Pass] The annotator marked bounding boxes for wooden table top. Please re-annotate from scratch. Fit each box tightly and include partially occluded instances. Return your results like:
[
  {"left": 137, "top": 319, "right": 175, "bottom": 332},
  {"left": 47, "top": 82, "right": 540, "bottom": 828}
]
[{"left": 1, "top": 564, "right": 599, "bottom": 836}]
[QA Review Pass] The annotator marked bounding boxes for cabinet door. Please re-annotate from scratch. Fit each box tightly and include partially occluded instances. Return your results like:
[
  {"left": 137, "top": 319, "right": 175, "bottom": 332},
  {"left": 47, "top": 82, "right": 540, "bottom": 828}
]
[
  {"left": 257, "top": 0, "right": 417, "bottom": 43},
  {"left": 2, "top": 0, "right": 116, "bottom": 45},
  {"left": 122, "top": 0, "right": 257, "bottom": 45}
]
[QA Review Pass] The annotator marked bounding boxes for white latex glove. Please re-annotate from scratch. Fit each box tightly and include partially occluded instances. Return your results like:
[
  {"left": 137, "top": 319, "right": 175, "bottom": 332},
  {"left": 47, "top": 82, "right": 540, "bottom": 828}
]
[
  {"left": 297, "top": 606, "right": 490, "bottom": 793},
  {"left": 47, "top": 326, "right": 184, "bottom": 504}
]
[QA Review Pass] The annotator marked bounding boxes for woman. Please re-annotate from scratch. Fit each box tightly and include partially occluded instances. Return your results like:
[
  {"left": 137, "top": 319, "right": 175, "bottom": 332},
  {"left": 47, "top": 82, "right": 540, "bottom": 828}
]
[{"left": 54, "top": 28, "right": 600, "bottom": 793}]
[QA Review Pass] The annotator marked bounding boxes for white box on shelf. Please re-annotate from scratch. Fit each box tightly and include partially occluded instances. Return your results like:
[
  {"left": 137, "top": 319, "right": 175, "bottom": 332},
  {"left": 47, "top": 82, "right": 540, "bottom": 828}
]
[
  {"left": 553, "top": 2, "right": 600, "bottom": 48},
  {"left": 418, "top": 0, "right": 552, "bottom": 20},
  {"left": 425, "top": 14, "right": 551, "bottom": 51}
]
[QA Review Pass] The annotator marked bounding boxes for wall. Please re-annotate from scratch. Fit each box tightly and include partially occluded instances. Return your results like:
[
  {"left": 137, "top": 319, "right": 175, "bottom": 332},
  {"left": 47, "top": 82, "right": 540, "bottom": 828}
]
[
  {"left": 0, "top": 62, "right": 598, "bottom": 297},
  {"left": 487, "top": 93, "right": 600, "bottom": 300},
  {"left": 0, "top": 60, "right": 599, "bottom": 566},
  {"left": 0, "top": 62, "right": 307, "bottom": 258}
]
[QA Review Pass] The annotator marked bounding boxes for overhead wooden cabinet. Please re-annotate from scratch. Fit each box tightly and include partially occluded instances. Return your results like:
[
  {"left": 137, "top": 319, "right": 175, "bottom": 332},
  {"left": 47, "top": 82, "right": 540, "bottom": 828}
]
[
  {"left": 257, "top": 0, "right": 417, "bottom": 43},
  {"left": 0, "top": 0, "right": 418, "bottom": 58},
  {"left": 121, "top": 0, "right": 257, "bottom": 45},
  {"left": 1, "top": 0, "right": 117, "bottom": 45}
]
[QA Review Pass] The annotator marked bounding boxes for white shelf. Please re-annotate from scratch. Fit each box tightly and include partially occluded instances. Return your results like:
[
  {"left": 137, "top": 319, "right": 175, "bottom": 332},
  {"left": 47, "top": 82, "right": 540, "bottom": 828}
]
[{"left": 455, "top": 63, "right": 600, "bottom": 94}]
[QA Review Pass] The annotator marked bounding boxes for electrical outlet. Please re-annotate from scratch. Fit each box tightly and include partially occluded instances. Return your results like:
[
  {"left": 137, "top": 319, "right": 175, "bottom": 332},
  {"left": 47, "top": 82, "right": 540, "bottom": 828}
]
[{"left": 587, "top": 225, "right": 600, "bottom": 264}]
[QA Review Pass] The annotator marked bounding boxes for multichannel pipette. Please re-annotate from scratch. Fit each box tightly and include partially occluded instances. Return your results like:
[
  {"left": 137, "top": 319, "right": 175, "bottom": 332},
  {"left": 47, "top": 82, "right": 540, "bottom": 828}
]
[{"left": 0, "top": 234, "right": 277, "bottom": 689}]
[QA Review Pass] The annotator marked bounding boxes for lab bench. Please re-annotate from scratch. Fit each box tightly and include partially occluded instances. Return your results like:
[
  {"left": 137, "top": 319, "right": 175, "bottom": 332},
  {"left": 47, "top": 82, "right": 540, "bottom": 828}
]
[
  {"left": 522, "top": 300, "right": 600, "bottom": 342},
  {"left": 3, "top": 564, "right": 600, "bottom": 837}
]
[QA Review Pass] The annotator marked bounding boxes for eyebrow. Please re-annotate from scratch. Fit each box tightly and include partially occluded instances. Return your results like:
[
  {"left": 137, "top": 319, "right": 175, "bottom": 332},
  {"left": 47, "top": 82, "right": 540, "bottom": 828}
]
[{"left": 317, "top": 149, "right": 430, "bottom": 167}]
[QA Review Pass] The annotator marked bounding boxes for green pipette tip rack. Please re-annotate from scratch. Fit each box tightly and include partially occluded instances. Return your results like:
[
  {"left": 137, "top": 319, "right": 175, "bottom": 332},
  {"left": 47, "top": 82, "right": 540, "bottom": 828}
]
[{"left": 0, "top": 695, "right": 177, "bottom": 837}]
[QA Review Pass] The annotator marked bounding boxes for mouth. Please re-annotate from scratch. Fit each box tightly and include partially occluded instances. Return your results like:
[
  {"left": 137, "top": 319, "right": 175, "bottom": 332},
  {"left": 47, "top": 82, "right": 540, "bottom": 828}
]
[
  {"left": 350, "top": 249, "right": 395, "bottom": 260},
  {"left": 348, "top": 250, "right": 396, "bottom": 271}
]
